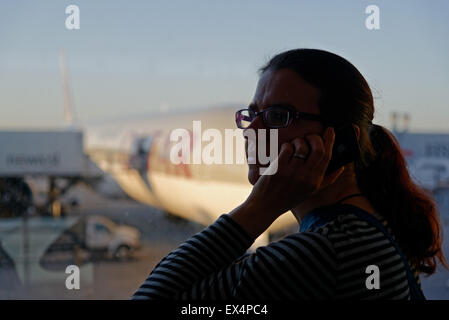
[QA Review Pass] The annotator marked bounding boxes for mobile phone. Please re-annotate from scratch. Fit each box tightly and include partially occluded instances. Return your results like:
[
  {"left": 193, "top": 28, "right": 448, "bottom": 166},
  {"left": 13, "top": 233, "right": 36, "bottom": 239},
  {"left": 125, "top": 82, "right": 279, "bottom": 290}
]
[{"left": 325, "top": 124, "right": 360, "bottom": 174}]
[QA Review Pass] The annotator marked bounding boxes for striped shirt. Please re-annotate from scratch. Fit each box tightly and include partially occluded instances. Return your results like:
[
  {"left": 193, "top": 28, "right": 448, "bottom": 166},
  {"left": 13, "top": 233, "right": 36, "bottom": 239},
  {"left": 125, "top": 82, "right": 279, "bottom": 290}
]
[{"left": 132, "top": 204, "right": 421, "bottom": 300}]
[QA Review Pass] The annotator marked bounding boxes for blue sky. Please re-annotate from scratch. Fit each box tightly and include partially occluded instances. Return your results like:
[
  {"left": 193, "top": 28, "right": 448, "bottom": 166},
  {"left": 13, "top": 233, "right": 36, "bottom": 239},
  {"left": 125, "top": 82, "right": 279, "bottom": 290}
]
[{"left": 0, "top": 0, "right": 448, "bottom": 131}]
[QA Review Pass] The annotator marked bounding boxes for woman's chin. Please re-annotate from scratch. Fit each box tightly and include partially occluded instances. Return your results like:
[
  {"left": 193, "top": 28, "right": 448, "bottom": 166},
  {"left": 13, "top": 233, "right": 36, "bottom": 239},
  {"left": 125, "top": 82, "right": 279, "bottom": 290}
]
[{"left": 248, "top": 167, "right": 260, "bottom": 185}]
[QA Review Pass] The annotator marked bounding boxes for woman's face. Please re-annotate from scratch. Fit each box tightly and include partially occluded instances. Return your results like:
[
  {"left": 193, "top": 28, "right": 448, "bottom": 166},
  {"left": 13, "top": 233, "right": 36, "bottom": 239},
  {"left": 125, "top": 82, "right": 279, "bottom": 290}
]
[{"left": 245, "top": 68, "right": 325, "bottom": 185}]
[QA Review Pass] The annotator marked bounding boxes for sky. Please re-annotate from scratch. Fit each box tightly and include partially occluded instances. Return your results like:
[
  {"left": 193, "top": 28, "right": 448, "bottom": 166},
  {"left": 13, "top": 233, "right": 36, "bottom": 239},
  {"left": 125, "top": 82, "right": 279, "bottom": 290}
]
[{"left": 0, "top": 0, "right": 448, "bottom": 132}]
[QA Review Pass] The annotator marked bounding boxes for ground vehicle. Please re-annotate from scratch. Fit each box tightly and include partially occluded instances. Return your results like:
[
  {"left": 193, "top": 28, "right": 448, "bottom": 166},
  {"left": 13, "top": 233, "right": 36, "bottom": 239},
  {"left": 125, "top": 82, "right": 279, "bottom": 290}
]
[
  {"left": 0, "top": 214, "right": 140, "bottom": 291},
  {"left": 84, "top": 215, "right": 141, "bottom": 260}
]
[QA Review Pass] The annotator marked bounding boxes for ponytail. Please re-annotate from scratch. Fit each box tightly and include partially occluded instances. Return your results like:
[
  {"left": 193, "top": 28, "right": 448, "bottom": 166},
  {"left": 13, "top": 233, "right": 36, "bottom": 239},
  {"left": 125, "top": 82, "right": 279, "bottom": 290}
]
[{"left": 356, "top": 124, "right": 447, "bottom": 275}]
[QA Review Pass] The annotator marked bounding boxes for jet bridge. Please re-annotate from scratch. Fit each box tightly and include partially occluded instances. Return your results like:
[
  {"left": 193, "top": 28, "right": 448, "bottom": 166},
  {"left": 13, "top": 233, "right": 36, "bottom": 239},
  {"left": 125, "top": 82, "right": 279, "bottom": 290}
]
[{"left": 0, "top": 130, "right": 103, "bottom": 217}]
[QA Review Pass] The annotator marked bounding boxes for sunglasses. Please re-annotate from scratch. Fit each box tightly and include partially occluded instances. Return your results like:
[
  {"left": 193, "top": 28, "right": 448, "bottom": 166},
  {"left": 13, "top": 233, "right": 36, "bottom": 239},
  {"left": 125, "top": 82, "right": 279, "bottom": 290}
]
[{"left": 235, "top": 105, "right": 325, "bottom": 129}]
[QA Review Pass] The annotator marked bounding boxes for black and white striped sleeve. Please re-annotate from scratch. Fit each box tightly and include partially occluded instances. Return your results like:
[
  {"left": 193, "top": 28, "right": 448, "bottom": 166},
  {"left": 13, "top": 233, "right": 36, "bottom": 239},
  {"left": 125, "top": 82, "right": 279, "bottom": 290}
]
[{"left": 131, "top": 214, "right": 338, "bottom": 300}]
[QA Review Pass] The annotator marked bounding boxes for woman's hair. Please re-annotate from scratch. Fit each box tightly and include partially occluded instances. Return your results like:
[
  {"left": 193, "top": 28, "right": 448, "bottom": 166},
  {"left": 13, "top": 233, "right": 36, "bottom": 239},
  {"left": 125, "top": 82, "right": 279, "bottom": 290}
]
[{"left": 260, "top": 48, "right": 447, "bottom": 275}]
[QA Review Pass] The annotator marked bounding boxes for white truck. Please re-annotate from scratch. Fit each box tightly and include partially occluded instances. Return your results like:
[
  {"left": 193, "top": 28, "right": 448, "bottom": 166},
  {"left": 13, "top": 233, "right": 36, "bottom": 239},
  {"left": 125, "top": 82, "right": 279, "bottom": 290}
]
[
  {"left": 41, "top": 215, "right": 141, "bottom": 262},
  {"left": 83, "top": 215, "right": 141, "bottom": 260}
]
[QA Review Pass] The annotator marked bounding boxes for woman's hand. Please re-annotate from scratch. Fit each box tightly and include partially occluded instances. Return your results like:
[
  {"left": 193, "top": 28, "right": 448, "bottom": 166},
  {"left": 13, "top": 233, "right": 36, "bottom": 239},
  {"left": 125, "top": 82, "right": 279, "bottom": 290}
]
[{"left": 229, "top": 127, "right": 345, "bottom": 239}]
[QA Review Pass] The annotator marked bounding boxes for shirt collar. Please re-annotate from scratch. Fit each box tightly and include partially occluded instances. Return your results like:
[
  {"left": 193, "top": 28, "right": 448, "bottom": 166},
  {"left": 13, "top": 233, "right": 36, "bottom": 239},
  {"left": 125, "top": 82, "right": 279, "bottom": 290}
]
[{"left": 299, "top": 203, "right": 372, "bottom": 232}]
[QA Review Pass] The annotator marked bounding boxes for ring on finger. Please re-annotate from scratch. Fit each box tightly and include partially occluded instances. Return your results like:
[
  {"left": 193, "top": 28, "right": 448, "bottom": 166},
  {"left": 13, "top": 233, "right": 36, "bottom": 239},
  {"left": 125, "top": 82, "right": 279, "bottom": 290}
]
[{"left": 292, "top": 153, "right": 308, "bottom": 160}]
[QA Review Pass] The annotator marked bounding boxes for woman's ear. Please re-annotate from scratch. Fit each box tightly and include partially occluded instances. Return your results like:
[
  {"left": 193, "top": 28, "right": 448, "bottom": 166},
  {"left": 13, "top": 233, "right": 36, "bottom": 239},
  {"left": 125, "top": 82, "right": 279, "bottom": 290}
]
[{"left": 353, "top": 124, "right": 361, "bottom": 141}]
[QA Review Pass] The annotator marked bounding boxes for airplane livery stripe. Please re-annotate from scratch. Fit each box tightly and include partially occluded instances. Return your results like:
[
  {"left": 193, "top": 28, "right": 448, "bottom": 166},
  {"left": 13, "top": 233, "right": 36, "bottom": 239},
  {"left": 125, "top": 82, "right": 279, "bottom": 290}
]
[{"left": 132, "top": 211, "right": 419, "bottom": 300}]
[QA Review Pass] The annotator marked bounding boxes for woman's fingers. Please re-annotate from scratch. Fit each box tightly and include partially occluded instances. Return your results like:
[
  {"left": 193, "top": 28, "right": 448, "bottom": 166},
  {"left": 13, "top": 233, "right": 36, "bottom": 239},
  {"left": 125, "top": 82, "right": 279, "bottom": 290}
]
[
  {"left": 305, "top": 127, "right": 335, "bottom": 171},
  {"left": 275, "top": 139, "right": 310, "bottom": 178},
  {"left": 249, "top": 128, "right": 340, "bottom": 215},
  {"left": 277, "top": 142, "right": 295, "bottom": 168},
  {"left": 290, "top": 137, "right": 309, "bottom": 162},
  {"left": 304, "top": 134, "right": 326, "bottom": 167},
  {"left": 275, "top": 128, "right": 335, "bottom": 180}
]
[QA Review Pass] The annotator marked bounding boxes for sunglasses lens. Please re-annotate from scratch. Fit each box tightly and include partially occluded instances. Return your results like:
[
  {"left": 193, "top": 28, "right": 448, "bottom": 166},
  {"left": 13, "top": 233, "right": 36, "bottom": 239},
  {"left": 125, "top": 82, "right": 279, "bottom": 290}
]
[
  {"left": 264, "top": 108, "right": 289, "bottom": 128},
  {"left": 236, "top": 110, "right": 254, "bottom": 129}
]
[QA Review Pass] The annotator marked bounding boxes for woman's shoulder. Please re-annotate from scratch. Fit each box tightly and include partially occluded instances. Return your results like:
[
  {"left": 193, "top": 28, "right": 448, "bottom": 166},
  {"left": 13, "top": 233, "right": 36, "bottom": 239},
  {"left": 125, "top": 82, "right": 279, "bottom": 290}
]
[
  {"left": 267, "top": 204, "right": 394, "bottom": 264},
  {"left": 303, "top": 204, "right": 391, "bottom": 247}
]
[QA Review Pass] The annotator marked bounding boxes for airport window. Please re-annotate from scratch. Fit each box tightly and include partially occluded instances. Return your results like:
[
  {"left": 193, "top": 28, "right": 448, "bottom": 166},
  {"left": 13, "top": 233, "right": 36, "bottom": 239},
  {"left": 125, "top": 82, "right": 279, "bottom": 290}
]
[{"left": 0, "top": 1, "right": 448, "bottom": 301}]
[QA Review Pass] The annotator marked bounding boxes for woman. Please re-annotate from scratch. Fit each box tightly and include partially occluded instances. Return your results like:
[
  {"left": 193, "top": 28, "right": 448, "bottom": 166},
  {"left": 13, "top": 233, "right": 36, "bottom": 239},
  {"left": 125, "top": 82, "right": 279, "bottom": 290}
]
[{"left": 132, "top": 49, "right": 447, "bottom": 300}]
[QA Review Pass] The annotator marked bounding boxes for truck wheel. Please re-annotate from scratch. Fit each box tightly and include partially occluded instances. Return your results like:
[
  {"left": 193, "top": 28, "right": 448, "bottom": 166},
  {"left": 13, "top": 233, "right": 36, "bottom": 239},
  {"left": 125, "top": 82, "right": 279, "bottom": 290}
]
[
  {"left": 0, "top": 178, "right": 32, "bottom": 218},
  {"left": 113, "top": 245, "right": 131, "bottom": 261}
]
